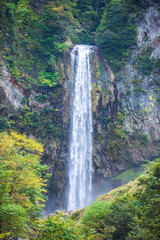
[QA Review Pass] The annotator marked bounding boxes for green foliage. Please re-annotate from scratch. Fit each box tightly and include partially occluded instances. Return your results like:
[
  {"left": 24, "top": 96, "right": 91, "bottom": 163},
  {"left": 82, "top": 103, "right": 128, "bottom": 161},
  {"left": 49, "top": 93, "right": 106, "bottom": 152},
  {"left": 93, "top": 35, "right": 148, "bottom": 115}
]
[
  {"left": 0, "top": 0, "right": 139, "bottom": 81},
  {"left": 136, "top": 47, "right": 154, "bottom": 75},
  {"left": 112, "top": 168, "right": 142, "bottom": 183},
  {"left": 80, "top": 201, "right": 112, "bottom": 238},
  {"left": 125, "top": 160, "right": 160, "bottom": 240},
  {"left": 10, "top": 104, "right": 62, "bottom": 141},
  {"left": 0, "top": 132, "right": 159, "bottom": 240},
  {"left": 107, "top": 111, "right": 128, "bottom": 158},
  {"left": 71, "top": 159, "right": 160, "bottom": 240},
  {"left": 136, "top": 46, "right": 160, "bottom": 76},
  {"left": 0, "top": 0, "right": 77, "bottom": 88},
  {"left": 0, "top": 117, "right": 11, "bottom": 132},
  {"left": 154, "top": 58, "right": 160, "bottom": 69},
  {"left": 74, "top": 0, "right": 106, "bottom": 43},
  {"left": 96, "top": 0, "right": 137, "bottom": 71},
  {"left": 35, "top": 95, "right": 49, "bottom": 102},
  {"left": 38, "top": 71, "right": 60, "bottom": 88},
  {"left": 0, "top": 204, "right": 28, "bottom": 237},
  {"left": 0, "top": 131, "right": 50, "bottom": 238},
  {"left": 124, "top": 0, "right": 143, "bottom": 12},
  {"left": 35, "top": 213, "right": 75, "bottom": 240},
  {"left": 110, "top": 197, "right": 139, "bottom": 240}
]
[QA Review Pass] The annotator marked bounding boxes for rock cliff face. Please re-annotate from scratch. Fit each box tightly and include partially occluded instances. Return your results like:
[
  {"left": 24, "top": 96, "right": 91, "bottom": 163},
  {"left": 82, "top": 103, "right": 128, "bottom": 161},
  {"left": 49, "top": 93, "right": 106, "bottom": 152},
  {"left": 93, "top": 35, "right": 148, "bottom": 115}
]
[
  {"left": 116, "top": 0, "right": 160, "bottom": 164},
  {"left": 0, "top": 56, "right": 23, "bottom": 113},
  {"left": 45, "top": 47, "right": 116, "bottom": 211},
  {"left": 91, "top": 0, "right": 160, "bottom": 197}
]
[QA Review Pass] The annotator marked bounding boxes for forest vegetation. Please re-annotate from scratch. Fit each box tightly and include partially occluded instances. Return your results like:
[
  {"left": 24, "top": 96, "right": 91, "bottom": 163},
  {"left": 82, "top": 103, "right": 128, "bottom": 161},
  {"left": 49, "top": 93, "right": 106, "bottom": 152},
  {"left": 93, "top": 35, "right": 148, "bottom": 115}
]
[
  {"left": 0, "top": 0, "right": 141, "bottom": 139},
  {"left": 0, "top": 137, "right": 159, "bottom": 240},
  {"left": 0, "top": 0, "right": 138, "bottom": 88},
  {"left": 0, "top": 0, "right": 160, "bottom": 239}
]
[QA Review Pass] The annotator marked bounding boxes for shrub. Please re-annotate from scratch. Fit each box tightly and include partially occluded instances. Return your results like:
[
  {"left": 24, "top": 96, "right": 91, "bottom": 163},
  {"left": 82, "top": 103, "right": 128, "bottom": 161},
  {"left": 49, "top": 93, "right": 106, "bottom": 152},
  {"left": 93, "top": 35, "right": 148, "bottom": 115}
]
[
  {"left": 112, "top": 198, "right": 139, "bottom": 238},
  {"left": 136, "top": 47, "right": 154, "bottom": 75},
  {"left": 38, "top": 71, "right": 60, "bottom": 88},
  {"left": 0, "top": 117, "right": 11, "bottom": 132},
  {"left": 80, "top": 201, "right": 112, "bottom": 237},
  {"left": 35, "top": 213, "right": 75, "bottom": 240}
]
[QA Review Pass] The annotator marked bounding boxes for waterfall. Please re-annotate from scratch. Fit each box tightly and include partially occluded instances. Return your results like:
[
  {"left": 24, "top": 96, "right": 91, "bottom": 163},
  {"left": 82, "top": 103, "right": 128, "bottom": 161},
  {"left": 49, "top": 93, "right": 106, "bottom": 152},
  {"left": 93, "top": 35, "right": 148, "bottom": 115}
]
[{"left": 68, "top": 45, "right": 93, "bottom": 211}]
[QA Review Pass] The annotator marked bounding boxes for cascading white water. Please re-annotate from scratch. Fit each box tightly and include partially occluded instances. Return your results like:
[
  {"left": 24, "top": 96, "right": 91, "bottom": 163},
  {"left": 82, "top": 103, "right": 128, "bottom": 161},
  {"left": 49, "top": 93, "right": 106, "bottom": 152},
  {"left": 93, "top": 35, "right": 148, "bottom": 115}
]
[{"left": 68, "top": 45, "right": 93, "bottom": 211}]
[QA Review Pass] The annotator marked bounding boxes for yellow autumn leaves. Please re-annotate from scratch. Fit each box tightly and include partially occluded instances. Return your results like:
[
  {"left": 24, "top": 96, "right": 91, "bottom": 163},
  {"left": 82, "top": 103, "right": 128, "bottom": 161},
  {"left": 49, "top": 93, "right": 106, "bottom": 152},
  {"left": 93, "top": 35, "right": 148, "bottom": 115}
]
[{"left": 0, "top": 131, "right": 49, "bottom": 238}]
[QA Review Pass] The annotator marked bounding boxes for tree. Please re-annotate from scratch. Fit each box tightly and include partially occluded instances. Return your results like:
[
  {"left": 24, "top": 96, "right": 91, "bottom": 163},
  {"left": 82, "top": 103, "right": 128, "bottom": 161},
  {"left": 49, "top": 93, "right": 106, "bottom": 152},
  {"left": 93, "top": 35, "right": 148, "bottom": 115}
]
[
  {"left": 35, "top": 213, "right": 75, "bottom": 240},
  {"left": 96, "top": 0, "right": 136, "bottom": 71},
  {"left": 80, "top": 200, "right": 112, "bottom": 239},
  {"left": 0, "top": 131, "right": 49, "bottom": 239}
]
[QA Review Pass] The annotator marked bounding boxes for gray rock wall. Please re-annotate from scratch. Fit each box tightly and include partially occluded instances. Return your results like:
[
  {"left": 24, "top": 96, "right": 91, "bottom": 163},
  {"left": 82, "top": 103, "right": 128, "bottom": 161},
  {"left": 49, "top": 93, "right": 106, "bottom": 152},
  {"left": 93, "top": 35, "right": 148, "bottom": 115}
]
[
  {"left": 86, "top": 0, "right": 160, "bottom": 197},
  {"left": 116, "top": 0, "right": 160, "bottom": 165},
  {"left": 0, "top": 56, "right": 23, "bottom": 116}
]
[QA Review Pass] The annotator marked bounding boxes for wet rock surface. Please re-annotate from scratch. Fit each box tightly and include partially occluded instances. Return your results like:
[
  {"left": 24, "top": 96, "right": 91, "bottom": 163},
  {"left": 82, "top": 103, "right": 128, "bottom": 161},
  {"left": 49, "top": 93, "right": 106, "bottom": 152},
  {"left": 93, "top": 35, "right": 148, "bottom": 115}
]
[{"left": 1, "top": 0, "right": 160, "bottom": 212}]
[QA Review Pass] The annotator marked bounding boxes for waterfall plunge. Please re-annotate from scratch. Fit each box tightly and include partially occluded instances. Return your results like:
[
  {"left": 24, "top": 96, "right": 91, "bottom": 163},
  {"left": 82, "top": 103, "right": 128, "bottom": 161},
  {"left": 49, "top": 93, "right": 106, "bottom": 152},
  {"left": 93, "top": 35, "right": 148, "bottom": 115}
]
[{"left": 68, "top": 45, "right": 94, "bottom": 211}]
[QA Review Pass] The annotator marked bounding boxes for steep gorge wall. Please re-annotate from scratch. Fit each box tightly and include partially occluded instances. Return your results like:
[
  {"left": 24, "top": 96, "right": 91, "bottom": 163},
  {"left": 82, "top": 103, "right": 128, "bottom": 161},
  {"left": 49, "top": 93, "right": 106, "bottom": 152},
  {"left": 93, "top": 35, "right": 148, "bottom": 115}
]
[
  {"left": 84, "top": 0, "right": 160, "bottom": 198},
  {"left": 45, "top": 47, "right": 117, "bottom": 211},
  {"left": 116, "top": 0, "right": 160, "bottom": 166}
]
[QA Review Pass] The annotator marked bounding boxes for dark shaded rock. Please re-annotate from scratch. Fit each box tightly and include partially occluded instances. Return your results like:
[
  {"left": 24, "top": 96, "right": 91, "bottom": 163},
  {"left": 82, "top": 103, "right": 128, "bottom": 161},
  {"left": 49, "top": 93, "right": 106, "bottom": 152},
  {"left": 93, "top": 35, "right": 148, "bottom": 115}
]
[{"left": 30, "top": 0, "right": 47, "bottom": 11}]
